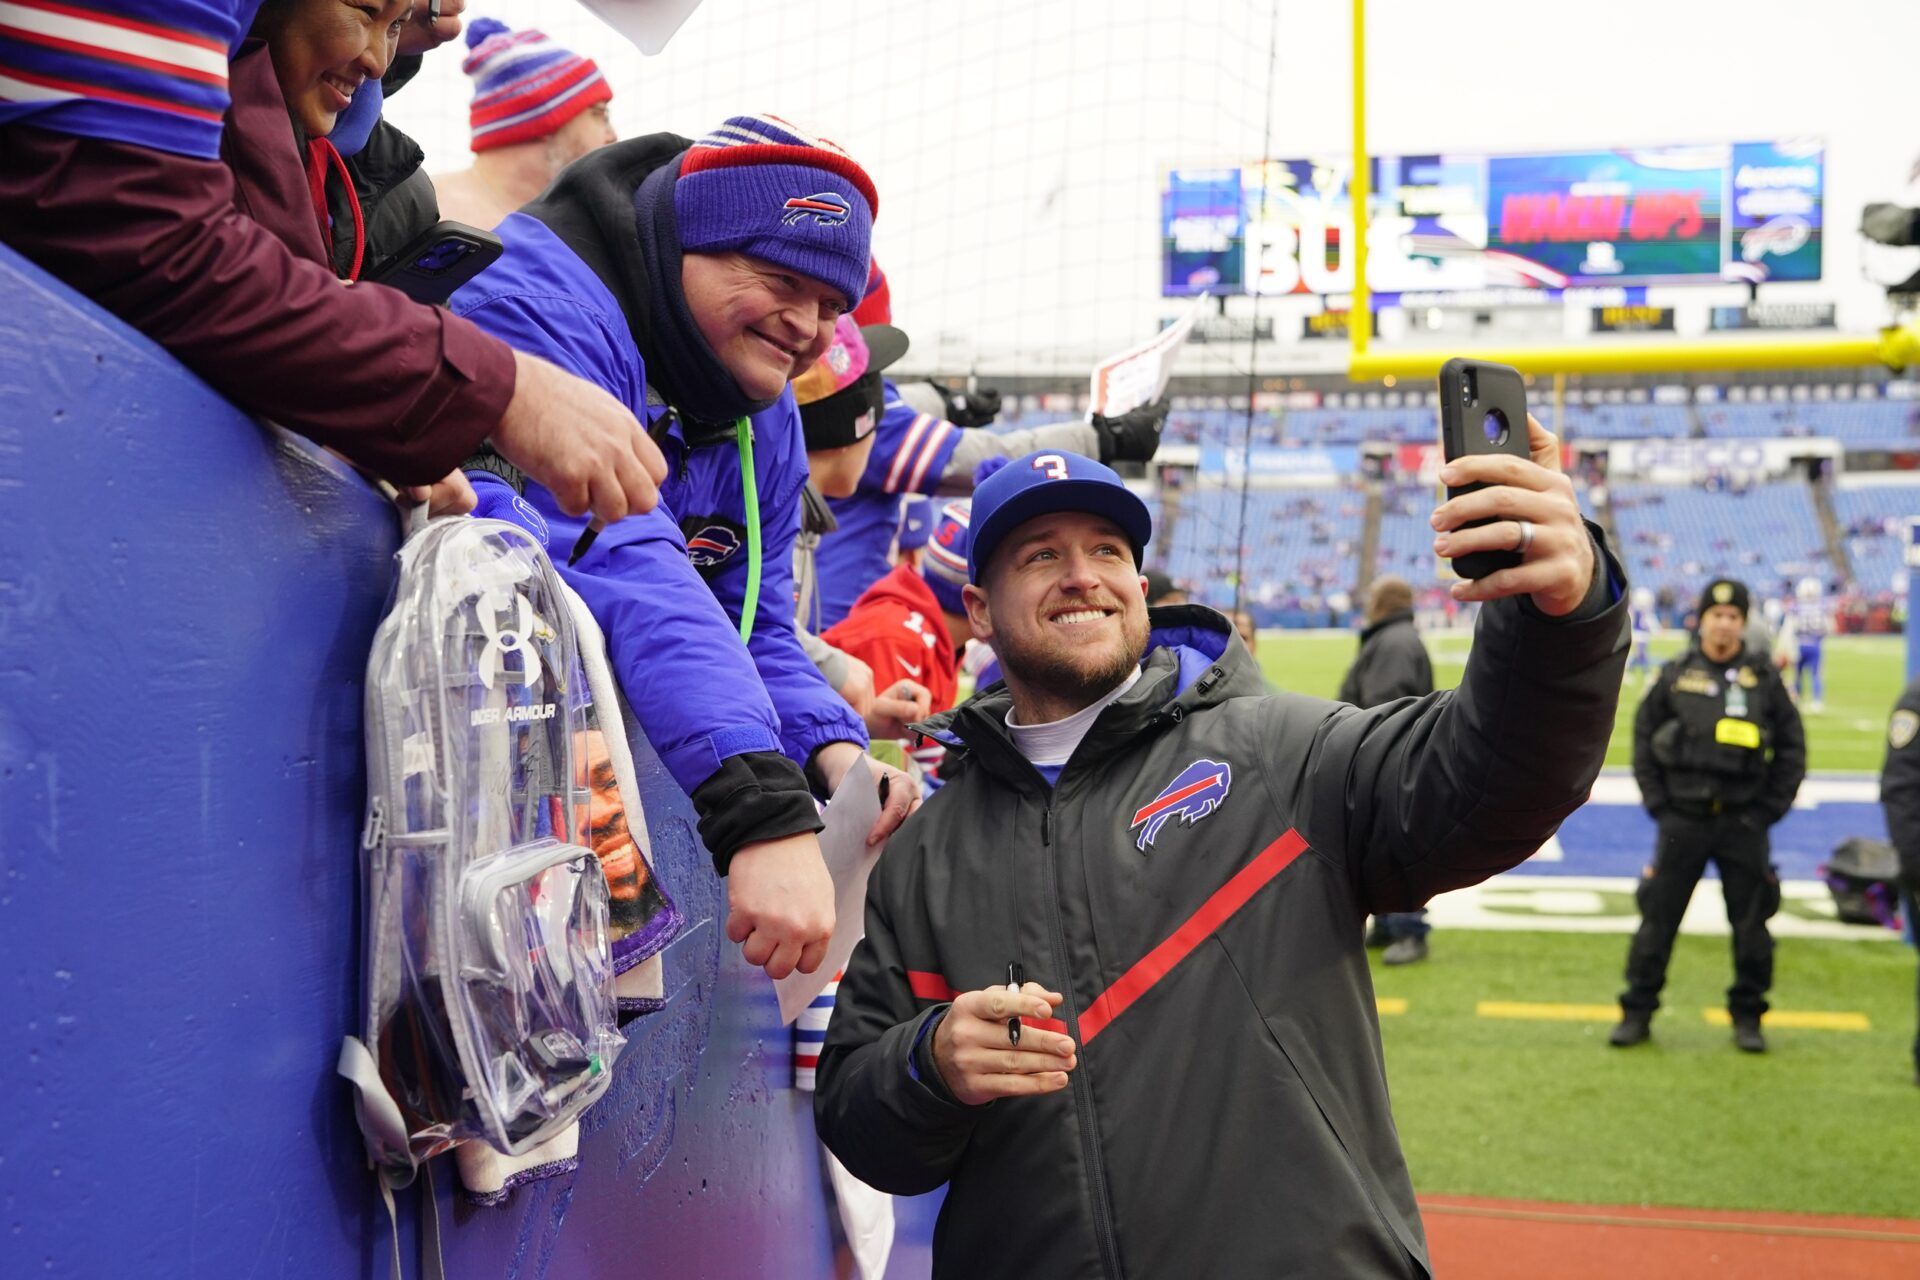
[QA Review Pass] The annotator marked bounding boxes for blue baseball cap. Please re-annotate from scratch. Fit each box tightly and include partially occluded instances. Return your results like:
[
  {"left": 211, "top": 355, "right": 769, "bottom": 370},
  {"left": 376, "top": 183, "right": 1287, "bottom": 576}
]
[{"left": 967, "top": 451, "right": 1153, "bottom": 584}]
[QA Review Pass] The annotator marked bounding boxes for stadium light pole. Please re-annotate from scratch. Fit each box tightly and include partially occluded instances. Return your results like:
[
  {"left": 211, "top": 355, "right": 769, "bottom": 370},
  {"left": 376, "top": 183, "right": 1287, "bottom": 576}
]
[
  {"left": 1908, "top": 519, "right": 1920, "bottom": 683},
  {"left": 1349, "top": 0, "right": 1369, "bottom": 358},
  {"left": 1343, "top": 10, "right": 1920, "bottom": 382}
]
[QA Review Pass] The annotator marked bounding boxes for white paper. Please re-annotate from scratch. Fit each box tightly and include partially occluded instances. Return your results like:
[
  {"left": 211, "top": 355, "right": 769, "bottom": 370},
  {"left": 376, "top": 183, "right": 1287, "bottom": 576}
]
[
  {"left": 573, "top": 0, "right": 704, "bottom": 55},
  {"left": 774, "top": 757, "right": 885, "bottom": 1025},
  {"left": 1088, "top": 291, "right": 1209, "bottom": 417},
  {"left": 827, "top": 1147, "right": 896, "bottom": 1280}
]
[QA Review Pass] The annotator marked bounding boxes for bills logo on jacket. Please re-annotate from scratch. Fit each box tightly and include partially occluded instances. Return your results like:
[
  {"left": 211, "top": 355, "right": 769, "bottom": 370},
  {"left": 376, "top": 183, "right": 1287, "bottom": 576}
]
[
  {"left": 782, "top": 192, "right": 851, "bottom": 227},
  {"left": 681, "top": 517, "right": 745, "bottom": 571},
  {"left": 1130, "top": 758, "right": 1232, "bottom": 852}
]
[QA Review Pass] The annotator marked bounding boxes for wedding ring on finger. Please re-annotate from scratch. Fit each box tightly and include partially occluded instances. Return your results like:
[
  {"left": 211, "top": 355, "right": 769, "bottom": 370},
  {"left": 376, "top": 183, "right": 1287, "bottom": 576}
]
[{"left": 1511, "top": 519, "right": 1535, "bottom": 556}]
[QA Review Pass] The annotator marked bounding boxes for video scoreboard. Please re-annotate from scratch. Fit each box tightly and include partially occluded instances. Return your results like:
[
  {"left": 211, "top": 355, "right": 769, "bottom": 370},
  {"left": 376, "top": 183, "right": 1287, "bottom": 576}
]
[{"left": 1162, "top": 140, "right": 1823, "bottom": 299}]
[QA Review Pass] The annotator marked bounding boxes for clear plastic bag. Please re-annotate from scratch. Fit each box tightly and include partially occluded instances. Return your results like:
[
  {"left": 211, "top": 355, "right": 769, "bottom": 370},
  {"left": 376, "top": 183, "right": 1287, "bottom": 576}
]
[{"left": 348, "top": 518, "right": 623, "bottom": 1176}]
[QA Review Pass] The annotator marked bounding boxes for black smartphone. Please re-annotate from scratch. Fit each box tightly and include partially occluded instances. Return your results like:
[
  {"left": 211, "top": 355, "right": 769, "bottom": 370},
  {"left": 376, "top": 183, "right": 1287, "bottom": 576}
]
[
  {"left": 365, "top": 220, "right": 503, "bottom": 305},
  {"left": 1437, "top": 357, "right": 1532, "bottom": 580}
]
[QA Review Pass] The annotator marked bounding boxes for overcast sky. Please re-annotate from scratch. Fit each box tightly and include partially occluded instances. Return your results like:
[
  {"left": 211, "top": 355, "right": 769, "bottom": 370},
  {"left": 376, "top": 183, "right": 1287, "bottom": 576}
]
[{"left": 385, "top": 0, "right": 1920, "bottom": 378}]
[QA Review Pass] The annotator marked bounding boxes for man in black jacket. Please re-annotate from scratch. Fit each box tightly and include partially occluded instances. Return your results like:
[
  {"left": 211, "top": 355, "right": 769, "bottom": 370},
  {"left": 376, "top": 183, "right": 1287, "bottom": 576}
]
[
  {"left": 1879, "top": 674, "right": 1920, "bottom": 1085},
  {"left": 1339, "top": 574, "right": 1435, "bottom": 708},
  {"left": 816, "top": 418, "right": 1629, "bottom": 1278},
  {"left": 1340, "top": 575, "right": 1439, "bottom": 963},
  {"left": 1612, "top": 578, "right": 1806, "bottom": 1053}
]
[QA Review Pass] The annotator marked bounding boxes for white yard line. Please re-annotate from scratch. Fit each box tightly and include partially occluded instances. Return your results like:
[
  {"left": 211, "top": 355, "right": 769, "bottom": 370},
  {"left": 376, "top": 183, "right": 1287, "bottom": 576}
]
[{"left": 1425, "top": 873, "right": 1907, "bottom": 941}]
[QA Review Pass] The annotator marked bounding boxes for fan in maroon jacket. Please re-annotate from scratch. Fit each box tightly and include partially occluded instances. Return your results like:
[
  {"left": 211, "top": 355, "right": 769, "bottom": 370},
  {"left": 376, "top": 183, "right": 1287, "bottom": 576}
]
[{"left": 0, "top": 0, "right": 662, "bottom": 523}]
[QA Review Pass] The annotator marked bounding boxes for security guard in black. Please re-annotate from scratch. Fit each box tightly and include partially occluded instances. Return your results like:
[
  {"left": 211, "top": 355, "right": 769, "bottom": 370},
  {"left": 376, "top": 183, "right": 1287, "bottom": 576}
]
[
  {"left": 1878, "top": 674, "right": 1920, "bottom": 1083},
  {"left": 1616, "top": 578, "right": 1806, "bottom": 1050}
]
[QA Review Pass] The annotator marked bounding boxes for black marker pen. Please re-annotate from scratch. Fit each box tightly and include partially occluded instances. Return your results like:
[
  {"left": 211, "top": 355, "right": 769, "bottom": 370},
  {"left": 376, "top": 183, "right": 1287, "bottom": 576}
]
[
  {"left": 568, "top": 519, "right": 605, "bottom": 567},
  {"left": 1006, "top": 961, "right": 1024, "bottom": 1046}
]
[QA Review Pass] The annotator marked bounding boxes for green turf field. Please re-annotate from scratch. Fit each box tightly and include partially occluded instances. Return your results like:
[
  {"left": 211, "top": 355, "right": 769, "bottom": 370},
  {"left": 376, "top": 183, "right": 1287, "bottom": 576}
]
[
  {"left": 1246, "top": 626, "right": 1917, "bottom": 1217},
  {"left": 1254, "top": 629, "right": 1909, "bottom": 772},
  {"left": 1368, "top": 929, "right": 1916, "bottom": 1218}
]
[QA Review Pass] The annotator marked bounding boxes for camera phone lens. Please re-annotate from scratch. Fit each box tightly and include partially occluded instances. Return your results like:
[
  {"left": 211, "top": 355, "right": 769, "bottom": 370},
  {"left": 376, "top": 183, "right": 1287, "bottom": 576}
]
[{"left": 1482, "top": 407, "right": 1509, "bottom": 446}]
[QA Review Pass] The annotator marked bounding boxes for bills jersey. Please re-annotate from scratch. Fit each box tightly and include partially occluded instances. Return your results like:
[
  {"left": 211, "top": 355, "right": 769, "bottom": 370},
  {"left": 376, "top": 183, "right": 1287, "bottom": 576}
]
[
  {"left": 1790, "top": 597, "right": 1831, "bottom": 642},
  {"left": 815, "top": 383, "right": 961, "bottom": 628},
  {"left": 0, "top": 1, "right": 256, "bottom": 159}
]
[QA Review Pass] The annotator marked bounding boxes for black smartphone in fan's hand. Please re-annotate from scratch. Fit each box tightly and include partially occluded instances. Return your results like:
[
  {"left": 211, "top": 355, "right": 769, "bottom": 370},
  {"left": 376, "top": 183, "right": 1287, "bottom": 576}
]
[
  {"left": 1437, "top": 358, "right": 1532, "bottom": 580},
  {"left": 365, "top": 220, "right": 502, "bottom": 305}
]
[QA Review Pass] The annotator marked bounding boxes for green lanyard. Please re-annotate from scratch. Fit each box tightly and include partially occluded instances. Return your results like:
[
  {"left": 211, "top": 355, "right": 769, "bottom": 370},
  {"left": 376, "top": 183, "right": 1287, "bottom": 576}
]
[{"left": 735, "top": 415, "right": 760, "bottom": 646}]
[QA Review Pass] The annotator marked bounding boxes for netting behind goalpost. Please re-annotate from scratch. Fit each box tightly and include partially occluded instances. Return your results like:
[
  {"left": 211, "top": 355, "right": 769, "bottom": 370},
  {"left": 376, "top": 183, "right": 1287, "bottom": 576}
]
[
  {"left": 390, "top": 0, "right": 1281, "bottom": 379},
  {"left": 386, "top": 1, "right": 1293, "bottom": 609}
]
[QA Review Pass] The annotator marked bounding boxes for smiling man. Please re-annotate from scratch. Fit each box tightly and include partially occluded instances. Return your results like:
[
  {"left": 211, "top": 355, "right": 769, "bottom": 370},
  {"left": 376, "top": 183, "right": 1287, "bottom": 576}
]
[
  {"left": 449, "top": 114, "right": 916, "bottom": 984},
  {"left": 816, "top": 436, "right": 1631, "bottom": 1277}
]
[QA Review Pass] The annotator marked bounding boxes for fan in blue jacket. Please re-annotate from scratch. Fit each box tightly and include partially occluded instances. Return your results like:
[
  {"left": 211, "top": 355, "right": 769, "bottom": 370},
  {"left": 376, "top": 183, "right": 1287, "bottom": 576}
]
[{"left": 451, "top": 114, "right": 916, "bottom": 982}]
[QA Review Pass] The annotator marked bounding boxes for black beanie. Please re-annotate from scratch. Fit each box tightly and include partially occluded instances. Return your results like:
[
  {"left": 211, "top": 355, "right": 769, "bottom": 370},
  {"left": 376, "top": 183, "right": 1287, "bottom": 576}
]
[{"left": 1696, "top": 578, "right": 1750, "bottom": 621}]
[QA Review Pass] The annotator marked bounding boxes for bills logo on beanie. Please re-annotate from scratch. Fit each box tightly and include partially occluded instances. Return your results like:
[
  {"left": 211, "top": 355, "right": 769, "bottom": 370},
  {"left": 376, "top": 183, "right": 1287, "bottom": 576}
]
[
  {"left": 782, "top": 193, "right": 852, "bottom": 227},
  {"left": 464, "top": 18, "right": 611, "bottom": 152},
  {"left": 675, "top": 114, "right": 878, "bottom": 307},
  {"left": 921, "top": 500, "right": 972, "bottom": 617}
]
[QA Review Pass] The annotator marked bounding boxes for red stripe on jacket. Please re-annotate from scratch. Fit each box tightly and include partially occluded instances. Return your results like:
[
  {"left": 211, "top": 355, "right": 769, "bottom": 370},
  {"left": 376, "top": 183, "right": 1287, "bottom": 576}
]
[
  {"left": 1079, "top": 829, "right": 1308, "bottom": 1043},
  {"left": 901, "top": 831, "right": 1308, "bottom": 1045}
]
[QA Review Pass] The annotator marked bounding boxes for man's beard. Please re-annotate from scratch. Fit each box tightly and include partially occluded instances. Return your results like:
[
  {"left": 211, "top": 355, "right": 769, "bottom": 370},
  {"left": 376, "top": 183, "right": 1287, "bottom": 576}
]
[{"left": 996, "top": 608, "right": 1151, "bottom": 715}]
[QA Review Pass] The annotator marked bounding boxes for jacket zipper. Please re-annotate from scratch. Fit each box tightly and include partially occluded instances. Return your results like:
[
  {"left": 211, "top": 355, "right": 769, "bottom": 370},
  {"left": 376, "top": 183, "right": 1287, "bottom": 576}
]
[{"left": 1039, "top": 798, "right": 1125, "bottom": 1279}]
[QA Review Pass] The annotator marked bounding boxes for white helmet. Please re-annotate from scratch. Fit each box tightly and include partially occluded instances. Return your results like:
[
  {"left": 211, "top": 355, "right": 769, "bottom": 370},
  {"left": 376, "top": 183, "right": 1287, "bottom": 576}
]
[{"left": 1796, "top": 576, "right": 1821, "bottom": 602}]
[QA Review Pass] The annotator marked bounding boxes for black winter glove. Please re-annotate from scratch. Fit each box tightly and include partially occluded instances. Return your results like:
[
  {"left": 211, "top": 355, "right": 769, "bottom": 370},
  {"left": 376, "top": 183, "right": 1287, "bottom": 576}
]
[
  {"left": 1091, "top": 396, "right": 1169, "bottom": 464},
  {"left": 929, "top": 380, "right": 1003, "bottom": 428}
]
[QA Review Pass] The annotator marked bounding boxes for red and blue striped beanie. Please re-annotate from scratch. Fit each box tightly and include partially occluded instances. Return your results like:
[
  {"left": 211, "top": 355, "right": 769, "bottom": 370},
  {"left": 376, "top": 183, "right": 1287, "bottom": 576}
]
[
  {"left": 463, "top": 18, "right": 612, "bottom": 153},
  {"left": 674, "top": 114, "right": 878, "bottom": 309},
  {"left": 921, "top": 499, "right": 972, "bottom": 616},
  {"left": 852, "top": 260, "right": 891, "bottom": 326}
]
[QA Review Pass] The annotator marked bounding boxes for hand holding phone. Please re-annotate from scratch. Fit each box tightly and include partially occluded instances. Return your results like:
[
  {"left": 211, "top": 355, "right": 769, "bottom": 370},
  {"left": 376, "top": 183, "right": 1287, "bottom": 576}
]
[
  {"left": 365, "top": 220, "right": 503, "bottom": 306},
  {"left": 1429, "top": 361, "right": 1598, "bottom": 616},
  {"left": 1437, "top": 358, "right": 1533, "bottom": 580}
]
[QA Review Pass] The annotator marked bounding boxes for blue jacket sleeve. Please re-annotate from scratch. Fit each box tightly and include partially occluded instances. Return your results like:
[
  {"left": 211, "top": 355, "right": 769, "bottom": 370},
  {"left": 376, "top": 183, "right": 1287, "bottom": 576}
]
[
  {"left": 862, "top": 386, "right": 961, "bottom": 496},
  {"left": 0, "top": 1, "right": 251, "bottom": 159},
  {"left": 456, "top": 290, "right": 794, "bottom": 790},
  {"left": 450, "top": 276, "right": 642, "bottom": 412},
  {"left": 725, "top": 398, "right": 869, "bottom": 767},
  {"left": 468, "top": 468, "right": 790, "bottom": 791},
  {"left": 470, "top": 471, "right": 821, "bottom": 867}
]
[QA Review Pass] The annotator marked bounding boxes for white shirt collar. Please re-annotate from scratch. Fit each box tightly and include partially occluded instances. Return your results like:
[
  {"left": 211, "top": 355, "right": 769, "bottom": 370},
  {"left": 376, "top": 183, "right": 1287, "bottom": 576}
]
[{"left": 1005, "top": 668, "right": 1143, "bottom": 768}]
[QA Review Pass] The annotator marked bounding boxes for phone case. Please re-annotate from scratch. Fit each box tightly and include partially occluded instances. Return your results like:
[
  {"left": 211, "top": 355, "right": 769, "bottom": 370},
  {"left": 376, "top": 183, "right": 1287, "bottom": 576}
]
[
  {"left": 367, "top": 222, "right": 504, "bottom": 306},
  {"left": 1437, "top": 358, "right": 1532, "bottom": 580}
]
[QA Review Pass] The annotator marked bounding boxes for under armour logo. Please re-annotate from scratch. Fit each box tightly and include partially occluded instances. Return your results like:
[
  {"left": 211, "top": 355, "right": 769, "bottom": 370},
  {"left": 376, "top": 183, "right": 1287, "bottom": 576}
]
[{"left": 476, "top": 591, "right": 543, "bottom": 690}]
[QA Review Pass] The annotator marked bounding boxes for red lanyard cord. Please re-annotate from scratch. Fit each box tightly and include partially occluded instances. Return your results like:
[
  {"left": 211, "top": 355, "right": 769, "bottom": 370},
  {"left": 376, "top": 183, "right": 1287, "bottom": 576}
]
[{"left": 304, "top": 135, "right": 365, "bottom": 282}]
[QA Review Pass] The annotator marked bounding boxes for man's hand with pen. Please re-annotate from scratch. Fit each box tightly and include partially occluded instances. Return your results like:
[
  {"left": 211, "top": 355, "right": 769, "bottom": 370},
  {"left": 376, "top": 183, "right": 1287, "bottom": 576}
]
[{"left": 932, "top": 982, "right": 1077, "bottom": 1106}]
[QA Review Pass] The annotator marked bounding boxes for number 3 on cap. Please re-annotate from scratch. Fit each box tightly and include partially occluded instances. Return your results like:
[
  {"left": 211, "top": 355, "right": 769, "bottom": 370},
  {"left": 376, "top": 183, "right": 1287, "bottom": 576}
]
[{"left": 1031, "top": 454, "right": 1069, "bottom": 480}]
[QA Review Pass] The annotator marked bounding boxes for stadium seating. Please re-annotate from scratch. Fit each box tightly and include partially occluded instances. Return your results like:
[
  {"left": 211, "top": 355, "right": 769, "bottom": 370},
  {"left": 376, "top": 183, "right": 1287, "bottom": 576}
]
[
  {"left": 1164, "top": 485, "right": 1365, "bottom": 625},
  {"left": 1557, "top": 402, "right": 1693, "bottom": 441},
  {"left": 1375, "top": 484, "right": 1445, "bottom": 585},
  {"left": 997, "top": 391, "right": 1911, "bottom": 627},
  {"left": 1697, "top": 398, "right": 1919, "bottom": 445},
  {"left": 1275, "top": 406, "right": 1431, "bottom": 446},
  {"left": 1608, "top": 479, "right": 1831, "bottom": 606},
  {"left": 1833, "top": 482, "right": 1920, "bottom": 598}
]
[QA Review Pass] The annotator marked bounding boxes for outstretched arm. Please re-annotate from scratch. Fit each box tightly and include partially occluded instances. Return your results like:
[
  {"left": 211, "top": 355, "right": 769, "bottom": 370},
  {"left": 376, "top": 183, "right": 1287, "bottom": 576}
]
[{"left": 1296, "top": 416, "right": 1630, "bottom": 912}]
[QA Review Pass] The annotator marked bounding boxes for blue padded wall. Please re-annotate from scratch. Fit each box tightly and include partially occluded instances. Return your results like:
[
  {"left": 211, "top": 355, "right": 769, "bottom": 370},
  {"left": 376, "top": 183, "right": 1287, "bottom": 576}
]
[{"left": 0, "top": 245, "right": 939, "bottom": 1278}]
